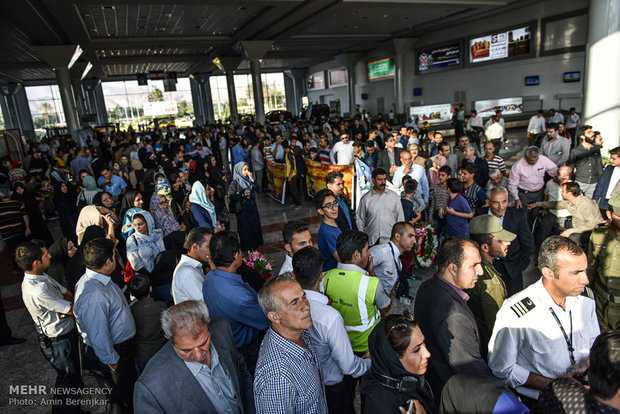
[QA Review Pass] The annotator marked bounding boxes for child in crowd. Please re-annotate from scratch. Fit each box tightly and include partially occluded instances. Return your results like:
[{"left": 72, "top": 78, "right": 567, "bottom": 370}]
[
  {"left": 401, "top": 177, "right": 424, "bottom": 224},
  {"left": 445, "top": 178, "right": 473, "bottom": 238},
  {"left": 315, "top": 188, "right": 341, "bottom": 272},
  {"left": 128, "top": 274, "right": 167, "bottom": 373},
  {"left": 429, "top": 165, "right": 451, "bottom": 241},
  {"left": 458, "top": 164, "right": 488, "bottom": 214}
]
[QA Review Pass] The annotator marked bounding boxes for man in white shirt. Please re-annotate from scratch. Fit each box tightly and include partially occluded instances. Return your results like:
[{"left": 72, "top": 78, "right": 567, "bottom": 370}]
[
  {"left": 488, "top": 236, "right": 600, "bottom": 401},
  {"left": 549, "top": 108, "right": 564, "bottom": 125},
  {"left": 392, "top": 150, "right": 429, "bottom": 203},
  {"left": 565, "top": 107, "right": 580, "bottom": 145},
  {"left": 293, "top": 246, "right": 370, "bottom": 413},
  {"left": 466, "top": 109, "right": 484, "bottom": 131},
  {"left": 330, "top": 134, "right": 354, "bottom": 165},
  {"left": 528, "top": 110, "right": 547, "bottom": 146},
  {"left": 279, "top": 221, "right": 313, "bottom": 275},
  {"left": 172, "top": 227, "right": 214, "bottom": 304},
  {"left": 485, "top": 116, "right": 505, "bottom": 154},
  {"left": 370, "top": 222, "right": 416, "bottom": 298}
]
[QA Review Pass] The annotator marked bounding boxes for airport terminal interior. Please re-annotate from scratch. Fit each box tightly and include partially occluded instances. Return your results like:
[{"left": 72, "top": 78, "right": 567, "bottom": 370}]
[{"left": 0, "top": 0, "right": 619, "bottom": 413}]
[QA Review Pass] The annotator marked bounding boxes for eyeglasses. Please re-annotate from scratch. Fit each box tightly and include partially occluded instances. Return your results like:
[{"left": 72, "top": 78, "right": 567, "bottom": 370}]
[
  {"left": 387, "top": 310, "right": 415, "bottom": 336},
  {"left": 322, "top": 201, "right": 339, "bottom": 210},
  {"left": 159, "top": 201, "right": 168, "bottom": 205}
]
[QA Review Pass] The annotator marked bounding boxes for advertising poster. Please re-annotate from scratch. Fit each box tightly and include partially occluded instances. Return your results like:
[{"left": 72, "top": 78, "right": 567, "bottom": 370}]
[
  {"left": 470, "top": 26, "right": 531, "bottom": 63},
  {"left": 409, "top": 103, "right": 453, "bottom": 124},
  {"left": 307, "top": 71, "right": 326, "bottom": 90},
  {"left": 143, "top": 101, "right": 178, "bottom": 117},
  {"left": 329, "top": 69, "right": 348, "bottom": 87},
  {"left": 354, "top": 159, "right": 373, "bottom": 210},
  {"left": 417, "top": 43, "right": 461, "bottom": 73},
  {"left": 305, "top": 160, "right": 354, "bottom": 203},
  {"left": 475, "top": 97, "right": 523, "bottom": 117},
  {"left": 368, "top": 58, "right": 395, "bottom": 80}
]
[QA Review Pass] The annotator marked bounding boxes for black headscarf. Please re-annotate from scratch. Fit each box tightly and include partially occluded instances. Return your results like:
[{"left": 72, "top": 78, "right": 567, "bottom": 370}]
[
  {"left": 65, "top": 226, "right": 108, "bottom": 291},
  {"left": 149, "top": 249, "right": 180, "bottom": 287},
  {"left": 359, "top": 319, "right": 437, "bottom": 414},
  {"left": 48, "top": 237, "right": 71, "bottom": 286}
]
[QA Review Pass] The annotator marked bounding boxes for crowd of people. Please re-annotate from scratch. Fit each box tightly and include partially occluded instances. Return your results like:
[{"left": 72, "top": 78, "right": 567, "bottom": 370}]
[{"left": 0, "top": 106, "right": 619, "bottom": 414}]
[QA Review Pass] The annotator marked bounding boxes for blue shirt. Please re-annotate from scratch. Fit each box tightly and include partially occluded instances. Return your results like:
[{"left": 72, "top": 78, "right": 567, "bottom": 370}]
[
  {"left": 318, "top": 222, "right": 341, "bottom": 272},
  {"left": 364, "top": 151, "right": 378, "bottom": 169},
  {"left": 446, "top": 194, "right": 472, "bottom": 238},
  {"left": 189, "top": 203, "right": 215, "bottom": 229},
  {"left": 97, "top": 174, "right": 127, "bottom": 199},
  {"left": 270, "top": 142, "right": 284, "bottom": 161},
  {"left": 202, "top": 268, "right": 269, "bottom": 348},
  {"left": 74, "top": 269, "right": 136, "bottom": 364},
  {"left": 254, "top": 328, "right": 328, "bottom": 414},
  {"left": 232, "top": 145, "right": 249, "bottom": 167}
]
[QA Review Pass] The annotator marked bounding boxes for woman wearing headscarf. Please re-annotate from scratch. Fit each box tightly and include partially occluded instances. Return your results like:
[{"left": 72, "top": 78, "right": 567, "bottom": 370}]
[
  {"left": 75, "top": 205, "right": 116, "bottom": 244},
  {"left": 8, "top": 160, "right": 27, "bottom": 185},
  {"left": 93, "top": 191, "right": 121, "bottom": 223},
  {"left": 206, "top": 154, "right": 229, "bottom": 228},
  {"left": 189, "top": 180, "right": 219, "bottom": 230},
  {"left": 125, "top": 210, "right": 165, "bottom": 274},
  {"left": 229, "top": 161, "right": 263, "bottom": 252},
  {"left": 48, "top": 237, "right": 77, "bottom": 286},
  {"left": 12, "top": 182, "right": 53, "bottom": 246},
  {"left": 120, "top": 190, "right": 144, "bottom": 220},
  {"left": 359, "top": 312, "right": 437, "bottom": 414},
  {"left": 151, "top": 193, "right": 184, "bottom": 237},
  {"left": 129, "top": 159, "right": 145, "bottom": 191},
  {"left": 76, "top": 175, "right": 103, "bottom": 207},
  {"left": 52, "top": 180, "right": 78, "bottom": 241}
]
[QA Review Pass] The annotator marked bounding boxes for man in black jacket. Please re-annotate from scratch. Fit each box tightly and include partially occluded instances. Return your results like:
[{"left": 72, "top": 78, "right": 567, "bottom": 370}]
[
  {"left": 376, "top": 132, "right": 402, "bottom": 181},
  {"left": 326, "top": 171, "right": 356, "bottom": 232},
  {"left": 477, "top": 187, "right": 534, "bottom": 295},
  {"left": 461, "top": 143, "right": 489, "bottom": 188},
  {"left": 414, "top": 237, "right": 490, "bottom": 399}
]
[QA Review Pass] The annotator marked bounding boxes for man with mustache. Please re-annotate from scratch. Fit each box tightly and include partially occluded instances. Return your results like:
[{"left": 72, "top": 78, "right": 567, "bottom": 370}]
[
  {"left": 356, "top": 168, "right": 405, "bottom": 245},
  {"left": 488, "top": 236, "right": 600, "bottom": 406},
  {"left": 134, "top": 300, "right": 254, "bottom": 414}
]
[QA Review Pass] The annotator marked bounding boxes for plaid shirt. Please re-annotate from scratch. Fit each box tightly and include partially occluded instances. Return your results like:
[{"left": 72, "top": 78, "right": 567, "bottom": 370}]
[{"left": 254, "top": 328, "right": 328, "bottom": 414}]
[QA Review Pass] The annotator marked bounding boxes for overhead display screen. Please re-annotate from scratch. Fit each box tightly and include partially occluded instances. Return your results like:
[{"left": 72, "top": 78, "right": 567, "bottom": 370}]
[
  {"left": 474, "top": 97, "right": 523, "bottom": 117},
  {"left": 409, "top": 103, "right": 453, "bottom": 124},
  {"left": 307, "top": 71, "right": 326, "bottom": 90},
  {"left": 417, "top": 43, "right": 461, "bottom": 73},
  {"left": 329, "top": 69, "right": 348, "bottom": 87},
  {"left": 469, "top": 26, "right": 532, "bottom": 63},
  {"left": 368, "top": 58, "right": 394, "bottom": 80}
]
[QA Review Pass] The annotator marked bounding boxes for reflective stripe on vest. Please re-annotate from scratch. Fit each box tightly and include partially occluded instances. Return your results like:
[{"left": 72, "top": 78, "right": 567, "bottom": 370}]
[{"left": 323, "top": 269, "right": 379, "bottom": 332}]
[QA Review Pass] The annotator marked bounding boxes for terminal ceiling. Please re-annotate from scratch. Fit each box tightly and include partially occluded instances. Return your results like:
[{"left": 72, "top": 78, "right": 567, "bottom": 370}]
[{"left": 0, "top": 0, "right": 524, "bottom": 85}]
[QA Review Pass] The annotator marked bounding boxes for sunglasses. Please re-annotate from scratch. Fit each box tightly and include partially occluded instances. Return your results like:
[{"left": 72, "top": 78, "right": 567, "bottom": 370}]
[{"left": 387, "top": 310, "right": 415, "bottom": 336}]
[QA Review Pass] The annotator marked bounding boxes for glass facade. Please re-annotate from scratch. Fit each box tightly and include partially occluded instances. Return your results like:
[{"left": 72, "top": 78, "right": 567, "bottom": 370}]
[{"left": 25, "top": 85, "right": 66, "bottom": 130}]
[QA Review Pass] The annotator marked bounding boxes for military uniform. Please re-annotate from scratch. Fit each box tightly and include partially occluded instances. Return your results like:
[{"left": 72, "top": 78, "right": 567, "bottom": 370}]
[
  {"left": 588, "top": 225, "right": 620, "bottom": 331},
  {"left": 465, "top": 257, "right": 507, "bottom": 338},
  {"left": 488, "top": 279, "right": 600, "bottom": 400}
]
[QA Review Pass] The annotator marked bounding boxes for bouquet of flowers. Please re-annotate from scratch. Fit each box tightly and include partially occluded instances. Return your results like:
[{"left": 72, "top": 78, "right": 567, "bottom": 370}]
[
  {"left": 243, "top": 250, "right": 273, "bottom": 281},
  {"left": 411, "top": 222, "right": 438, "bottom": 268}
]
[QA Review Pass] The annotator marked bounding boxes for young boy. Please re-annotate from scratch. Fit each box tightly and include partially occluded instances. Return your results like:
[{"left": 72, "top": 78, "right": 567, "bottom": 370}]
[
  {"left": 128, "top": 274, "right": 167, "bottom": 372},
  {"left": 429, "top": 165, "right": 451, "bottom": 241},
  {"left": 401, "top": 177, "right": 424, "bottom": 224},
  {"left": 445, "top": 178, "right": 473, "bottom": 238},
  {"left": 458, "top": 164, "right": 488, "bottom": 214},
  {"left": 315, "top": 188, "right": 342, "bottom": 272}
]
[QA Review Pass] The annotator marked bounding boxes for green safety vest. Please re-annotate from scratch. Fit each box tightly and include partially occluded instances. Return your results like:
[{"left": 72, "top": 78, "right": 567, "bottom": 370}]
[{"left": 323, "top": 268, "right": 380, "bottom": 352}]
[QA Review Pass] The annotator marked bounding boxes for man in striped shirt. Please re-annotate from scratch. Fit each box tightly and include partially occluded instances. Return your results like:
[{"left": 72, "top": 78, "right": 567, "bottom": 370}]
[
  {"left": 0, "top": 187, "right": 30, "bottom": 251},
  {"left": 484, "top": 141, "right": 507, "bottom": 176}
]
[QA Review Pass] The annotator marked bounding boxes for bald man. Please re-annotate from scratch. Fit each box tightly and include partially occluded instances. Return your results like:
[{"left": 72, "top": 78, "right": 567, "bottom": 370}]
[{"left": 536, "top": 165, "right": 573, "bottom": 244}]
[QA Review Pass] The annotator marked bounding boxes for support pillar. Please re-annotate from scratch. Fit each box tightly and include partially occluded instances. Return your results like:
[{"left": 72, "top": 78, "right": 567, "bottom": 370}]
[
  {"left": 250, "top": 60, "right": 265, "bottom": 124},
  {"left": 583, "top": 0, "right": 620, "bottom": 152},
  {"left": 83, "top": 79, "right": 108, "bottom": 125},
  {"left": 0, "top": 83, "right": 35, "bottom": 142},
  {"left": 191, "top": 74, "right": 216, "bottom": 126},
  {"left": 393, "top": 38, "right": 417, "bottom": 117},
  {"left": 285, "top": 69, "right": 306, "bottom": 118},
  {"left": 218, "top": 57, "right": 243, "bottom": 125},
  {"left": 335, "top": 53, "right": 363, "bottom": 117},
  {"left": 55, "top": 68, "right": 80, "bottom": 137},
  {"left": 70, "top": 62, "right": 90, "bottom": 118},
  {"left": 190, "top": 77, "right": 206, "bottom": 126},
  {"left": 284, "top": 74, "right": 296, "bottom": 115}
]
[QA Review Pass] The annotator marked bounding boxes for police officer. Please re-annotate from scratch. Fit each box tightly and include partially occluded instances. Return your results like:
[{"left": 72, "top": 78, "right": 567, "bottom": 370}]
[
  {"left": 488, "top": 236, "right": 600, "bottom": 405},
  {"left": 465, "top": 215, "right": 515, "bottom": 339},
  {"left": 588, "top": 191, "right": 620, "bottom": 331},
  {"left": 16, "top": 240, "right": 84, "bottom": 413},
  {"left": 322, "top": 230, "right": 391, "bottom": 354}
]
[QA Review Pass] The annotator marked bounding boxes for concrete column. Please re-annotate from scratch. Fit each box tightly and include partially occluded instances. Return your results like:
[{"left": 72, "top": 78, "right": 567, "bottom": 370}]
[
  {"left": 218, "top": 57, "right": 243, "bottom": 125},
  {"left": 285, "top": 69, "right": 306, "bottom": 116},
  {"left": 335, "top": 53, "right": 363, "bottom": 116},
  {"left": 71, "top": 78, "right": 87, "bottom": 117},
  {"left": 284, "top": 74, "right": 296, "bottom": 115},
  {"left": 200, "top": 77, "right": 215, "bottom": 124},
  {"left": 191, "top": 74, "right": 216, "bottom": 125},
  {"left": 0, "top": 83, "right": 35, "bottom": 142},
  {"left": 190, "top": 77, "right": 206, "bottom": 126},
  {"left": 250, "top": 60, "right": 265, "bottom": 124},
  {"left": 83, "top": 79, "right": 108, "bottom": 125},
  {"left": 393, "top": 39, "right": 417, "bottom": 117},
  {"left": 54, "top": 68, "right": 80, "bottom": 137},
  {"left": 583, "top": 0, "right": 620, "bottom": 151}
]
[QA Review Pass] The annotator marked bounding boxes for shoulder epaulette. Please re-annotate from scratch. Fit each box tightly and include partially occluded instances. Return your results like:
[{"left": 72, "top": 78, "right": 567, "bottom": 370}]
[{"left": 510, "top": 297, "right": 536, "bottom": 318}]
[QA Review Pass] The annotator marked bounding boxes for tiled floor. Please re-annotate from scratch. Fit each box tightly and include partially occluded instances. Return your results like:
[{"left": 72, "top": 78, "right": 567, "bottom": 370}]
[{"left": 0, "top": 127, "right": 541, "bottom": 413}]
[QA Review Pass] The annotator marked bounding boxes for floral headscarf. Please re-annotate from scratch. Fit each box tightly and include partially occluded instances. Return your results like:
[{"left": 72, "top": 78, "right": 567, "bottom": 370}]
[
  {"left": 155, "top": 174, "right": 172, "bottom": 204},
  {"left": 122, "top": 207, "right": 144, "bottom": 239}
]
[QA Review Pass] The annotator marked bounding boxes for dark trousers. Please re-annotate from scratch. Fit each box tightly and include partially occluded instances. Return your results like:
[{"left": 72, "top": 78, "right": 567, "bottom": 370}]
[
  {"left": 84, "top": 338, "right": 137, "bottom": 414},
  {"left": 42, "top": 329, "right": 85, "bottom": 414},
  {"left": 0, "top": 288, "right": 13, "bottom": 344},
  {"left": 536, "top": 213, "right": 568, "bottom": 247},
  {"left": 287, "top": 175, "right": 301, "bottom": 206},
  {"left": 239, "top": 335, "right": 260, "bottom": 377},
  {"left": 433, "top": 211, "right": 446, "bottom": 242},
  {"left": 518, "top": 188, "right": 544, "bottom": 229},
  {"left": 496, "top": 260, "right": 524, "bottom": 297},
  {"left": 325, "top": 375, "right": 357, "bottom": 414}
]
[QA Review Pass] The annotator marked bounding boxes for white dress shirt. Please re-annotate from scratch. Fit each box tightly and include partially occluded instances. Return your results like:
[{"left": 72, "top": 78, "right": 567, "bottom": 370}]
[
  {"left": 369, "top": 241, "right": 402, "bottom": 293},
  {"left": 330, "top": 141, "right": 354, "bottom": 165},
  {"left": 21, "top": 273, "right": 73, "bottom": 338},
  {"left": 488, "top": 278, "right": 600, "bottom": 399},
  {"left": 528, "top": 115, "right": 547, "bottom": 134},
  {"left": 279, "top": 254, "right": 293, "bottom": 275},
  {"left": 172, "top": 254, "right": 206, "bottom": 304},
  {"left": 305, "top": 290, "right": 371, "bottom": 385},
  {"left": 467, "top": 115, "right": 483, "bottom": 130},
  {"left": 485, "top": 123, "right": 504, "bottom": 140}
]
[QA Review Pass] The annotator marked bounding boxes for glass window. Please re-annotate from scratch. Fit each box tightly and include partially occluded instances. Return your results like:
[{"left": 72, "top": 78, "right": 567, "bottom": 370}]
[
  {"left": 101, "top": 77, "right": 193, "bottom": 130},
  {"left": 25, "top": 85, "right": 66, "bottom": 130},
  {"left": 262, "top": 72, "right": 286, "bottom": 112},
  {"left": 210, "top": 75, "right": 230, "bottom": 122}
]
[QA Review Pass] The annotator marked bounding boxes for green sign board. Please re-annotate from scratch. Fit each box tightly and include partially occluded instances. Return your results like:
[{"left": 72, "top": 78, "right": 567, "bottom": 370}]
[{"left": 368, "top": 58, "right": 394, "bottom": 80}]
